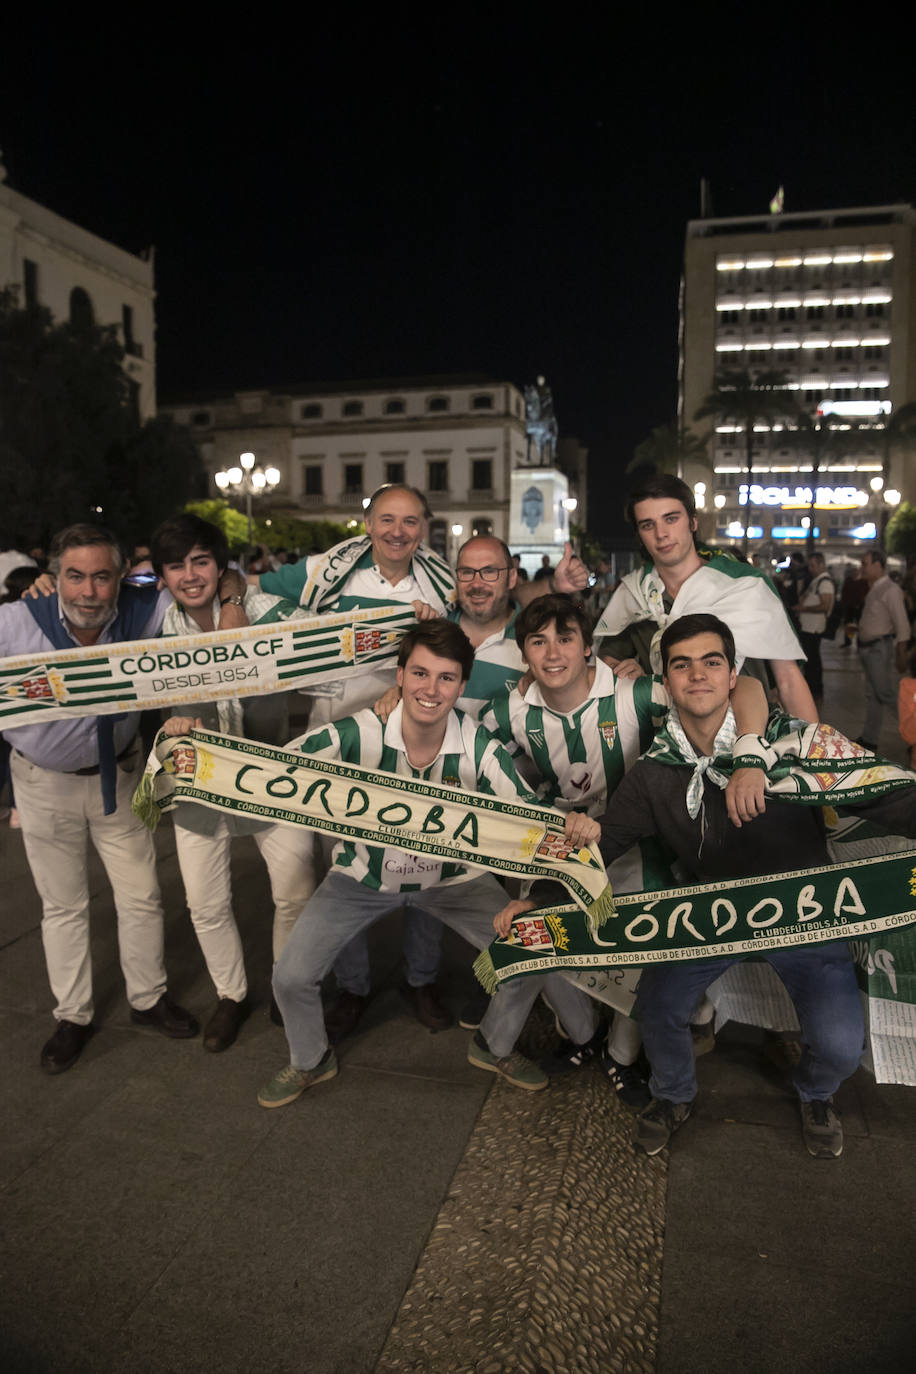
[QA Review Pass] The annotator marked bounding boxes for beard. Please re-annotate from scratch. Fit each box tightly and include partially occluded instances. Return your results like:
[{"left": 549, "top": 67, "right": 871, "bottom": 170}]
[
  {"left": 459, "top": 591, "right": 511, "bottom": 626},
  {"left": 61, "top": 598, "right": 113, "bottom": 631}
]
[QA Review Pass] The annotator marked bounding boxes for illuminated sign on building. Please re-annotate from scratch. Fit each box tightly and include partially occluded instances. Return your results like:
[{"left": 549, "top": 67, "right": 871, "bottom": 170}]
[
  {"left": 738, "top": 484, "right": 868, "bottom": 510},
  {"left": 816, "top": 399, "right": 892, "bottom": 418}
]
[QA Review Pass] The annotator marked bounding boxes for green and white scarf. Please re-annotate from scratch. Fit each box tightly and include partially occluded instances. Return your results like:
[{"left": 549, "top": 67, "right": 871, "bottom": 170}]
[
  {"left": 0, "top": 602, "right": 417, "bottom": 729},
  {"left": 477, "top": 713, "right": 916, "bottom": 985},
  {"left": 646, "top": 707, "right": 916, "bottom": 814},
  {"left": 651, "top": 705, "right": 736, "bottom": 819},
  {"left": 132, "top": 726, "right": 612, "bottom": 921},
  {"left": 160, "top": 586, "right": 298, "bottom": 737},
  {"left": 299, "top": 536, "right": 456, "bottom": 612},
  {"left": 473, "top": 850, "right": 916, "bottom": 986}
]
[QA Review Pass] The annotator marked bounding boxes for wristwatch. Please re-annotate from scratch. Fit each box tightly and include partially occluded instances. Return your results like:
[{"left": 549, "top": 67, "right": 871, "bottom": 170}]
[{"left": 220, "top": 594, "right": 245, "bottom": 607}]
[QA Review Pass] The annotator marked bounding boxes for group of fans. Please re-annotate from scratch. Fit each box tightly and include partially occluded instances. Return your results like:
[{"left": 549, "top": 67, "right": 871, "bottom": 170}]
[{"left": 1, "top": 474, "right": 913, "bottom": 1163}]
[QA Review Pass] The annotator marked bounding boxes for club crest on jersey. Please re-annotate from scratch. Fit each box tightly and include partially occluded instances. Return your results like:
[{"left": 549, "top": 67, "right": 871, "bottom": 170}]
[{"left": 598, "top": 720, "right": 617, "bottom": 749}]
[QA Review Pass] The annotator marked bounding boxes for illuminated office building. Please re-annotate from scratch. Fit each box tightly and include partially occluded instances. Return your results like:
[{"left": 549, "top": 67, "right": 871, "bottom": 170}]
[{"left": 679, "top": 204, "right": 916, "bottom": 555}]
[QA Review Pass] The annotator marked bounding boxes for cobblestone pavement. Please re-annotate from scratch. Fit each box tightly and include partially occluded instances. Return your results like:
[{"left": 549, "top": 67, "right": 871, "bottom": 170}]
[{"left": 378, "top": 1014, "right": 665, "bottom": 1374}]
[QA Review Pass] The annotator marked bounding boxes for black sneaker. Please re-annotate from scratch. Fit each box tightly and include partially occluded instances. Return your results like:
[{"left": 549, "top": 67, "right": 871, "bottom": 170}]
[
  {"left": 600, "top": 1050, "right": 652, "bottom": 1110},
  {"left": 633, "top": 1097, "right": 695, "bottom": 1155},
  {"left": 800, "top": 1098, "right": 844, "bottom": 1158},
  {"left": 539, "top": 1023, "right": 606, "bottom": 1076}
]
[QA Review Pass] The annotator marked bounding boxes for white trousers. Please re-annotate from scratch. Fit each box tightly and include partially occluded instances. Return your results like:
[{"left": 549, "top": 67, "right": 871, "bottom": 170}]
[
  {"left": 174, "top": 819, "right": 317, "bottom": 1001},
  {"left": 11, "top": 748, "right": 167, "bottom": 1025}
]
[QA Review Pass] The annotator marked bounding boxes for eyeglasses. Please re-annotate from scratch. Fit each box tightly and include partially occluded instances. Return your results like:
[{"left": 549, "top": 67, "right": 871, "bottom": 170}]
[{"left": 455, "top": 565, "right": 511, "bottom": 583}]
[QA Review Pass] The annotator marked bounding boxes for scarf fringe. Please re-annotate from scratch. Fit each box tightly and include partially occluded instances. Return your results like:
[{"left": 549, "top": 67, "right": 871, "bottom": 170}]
[
  {"left": 472, "top": 948, "right": 498, "bottom": 994},
  {"left": 587, "top": 883, "right": 616, "bottom": 930},
  {"left": 130, "top": 765, "right": 161, "bottom": 831}
]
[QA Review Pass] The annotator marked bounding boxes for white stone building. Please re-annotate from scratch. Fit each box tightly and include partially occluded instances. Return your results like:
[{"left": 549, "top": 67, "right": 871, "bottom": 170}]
[
  {"left": 162, "top": 376, "right": 584, "bottom": 563},
  {"left": 0, "top": 167, "right": 156, "bottom": 419}
]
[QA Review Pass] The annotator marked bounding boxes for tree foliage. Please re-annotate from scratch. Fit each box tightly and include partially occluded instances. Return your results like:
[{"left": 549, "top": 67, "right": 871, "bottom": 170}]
[
  {"left": 0, "top": 289, "right": 204, "bottom": 547},
  {"left": 184, "top": 500, "right": 354, "bottom": 557},
  {"left": 254, "top": 511, "right": 357, "bottom": 554},
  {"left": 885, "top": 502, "right": 916, "bottom": 562},
  {"left": 183, "top": 500, "right": 252, "bottom": 553},
  {"left": 627, "top": 423, "right": 711, "bottom": 477}
]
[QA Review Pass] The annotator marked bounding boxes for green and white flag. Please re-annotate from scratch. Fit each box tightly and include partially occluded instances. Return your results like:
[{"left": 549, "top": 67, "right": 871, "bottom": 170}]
[
  {"left": 0, "top": 603, "right": 416, "bottom": 729},
  {"left": 133, "top": 726, "right": 612, "bottom": 919},
  {"left": 593, "top": 547, "right": 802, "bottom": 673}
]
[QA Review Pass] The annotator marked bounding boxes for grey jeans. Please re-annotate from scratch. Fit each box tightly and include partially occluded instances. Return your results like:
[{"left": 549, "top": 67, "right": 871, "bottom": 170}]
[{"left": 273, "top": 869, "right": 596, "bottom": 1068}]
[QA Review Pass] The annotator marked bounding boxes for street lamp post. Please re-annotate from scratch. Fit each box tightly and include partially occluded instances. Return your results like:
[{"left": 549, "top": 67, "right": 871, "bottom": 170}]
[{"left": 214, "top": 451, "right": 281, "bottom": 555}]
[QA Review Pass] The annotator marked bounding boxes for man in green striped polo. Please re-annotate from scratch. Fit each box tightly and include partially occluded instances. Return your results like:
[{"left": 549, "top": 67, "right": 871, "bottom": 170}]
[{"left": 257, "top": 618, "right": 597, "bottom": 1109}]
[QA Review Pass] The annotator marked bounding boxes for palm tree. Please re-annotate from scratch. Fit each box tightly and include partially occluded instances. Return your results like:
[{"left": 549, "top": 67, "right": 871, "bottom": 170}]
[
  {"left": 880, "top": 402, "right": 916, "bottom": 537},
  {"left": 627, "top": 422, "right": 711, "bottom": 479},
  {"left": 694, "top": 368, "right": 800, "bottom": 554},
  {"left": 776, "top": 414, "right": 878, "bottom": 553}
]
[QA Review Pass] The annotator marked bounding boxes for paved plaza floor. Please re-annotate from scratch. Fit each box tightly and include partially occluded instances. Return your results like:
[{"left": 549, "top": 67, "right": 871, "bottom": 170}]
[{"left": 1, "top": 643, "right": 914, "bottom": 1373}]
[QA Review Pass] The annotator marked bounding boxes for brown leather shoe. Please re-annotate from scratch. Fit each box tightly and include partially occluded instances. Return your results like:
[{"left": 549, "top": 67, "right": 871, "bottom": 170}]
[
  {"left": 401, "top": 980, "right": 452, "bottom": 1032},
  {"left": 324, "top": 990, "right": 369, "bottom": 1045},
  {"left": 203, "top": 998, "right": 247, "bottom": 1053},
  {"left": 41, "top": 1020, "right": 93, "bottom": 1074}
]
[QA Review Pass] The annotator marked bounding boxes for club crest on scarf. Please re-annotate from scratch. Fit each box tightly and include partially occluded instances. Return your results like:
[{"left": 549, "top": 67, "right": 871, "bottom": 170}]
[
  {"left": 509, "top": 912, "right": 570, "bottom": 953},
  {"left": 5, "top": 668, "right": 57, "bottom": 702}
]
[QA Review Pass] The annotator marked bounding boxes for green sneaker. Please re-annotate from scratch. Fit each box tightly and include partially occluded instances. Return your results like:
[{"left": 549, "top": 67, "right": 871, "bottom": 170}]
[
  {"left": 257, "top": 1050, "right": 338, "bottom": 1109},
  {"left": 467, "top": 1032, "right": 547, "bottom": 1091}
]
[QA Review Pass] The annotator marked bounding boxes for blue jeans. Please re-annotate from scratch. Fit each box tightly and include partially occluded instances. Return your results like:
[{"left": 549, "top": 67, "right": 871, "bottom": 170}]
[
  {"left": 858, "top": 636, "right": 898, "bottom": 745},
  {"left": 332, "top": 909, "right": 442, "bottom": 995},
  {"left": 635, "top": 943, "right": 864, "bottom": 1104},
  {"left": 273, "top": 870, "right": 596, "bottom": 1069}
]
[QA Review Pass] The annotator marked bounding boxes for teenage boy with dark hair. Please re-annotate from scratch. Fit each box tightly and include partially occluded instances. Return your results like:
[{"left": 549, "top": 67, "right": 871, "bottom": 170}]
[
  {"left": 257, "top": 619, "right": 596, "bottom": 1108},
  {"left": 501, "top": 611, "right": 916, "bottom": 1159},
  {"left": 480, "top": 595, "right": 769, "bottom": 1106},
  {"left": 153, "top": 514, "right": 316, "bottom": 1052},
  {"left": 595, "top": 474, "right": 817, "bottom": 723}
]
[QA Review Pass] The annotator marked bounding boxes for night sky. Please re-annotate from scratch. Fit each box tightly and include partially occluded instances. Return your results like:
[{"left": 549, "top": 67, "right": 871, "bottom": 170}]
[{"left": 3, "top": 22, "right": 916, "bottom": 538}]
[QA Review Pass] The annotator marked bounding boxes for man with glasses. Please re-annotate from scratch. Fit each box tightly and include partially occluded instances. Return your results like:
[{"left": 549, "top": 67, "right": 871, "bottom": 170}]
[
  {"left": 448, "top": 536, "right": 525, "bottom": 717},
  {"left": 448, "top": 535, "right": 590, "bottom": 717}
]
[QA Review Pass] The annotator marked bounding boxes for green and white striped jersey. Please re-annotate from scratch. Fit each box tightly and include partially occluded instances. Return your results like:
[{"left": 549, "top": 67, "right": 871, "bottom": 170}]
[
  {"left": 480, "top": 658, "right": 671, "bottom": 891},
  {"left": 447, "top": 607, "right": 525, "bottom": 719},
  {"left": 290, "top": 702, "right": 537, "bottom": 892}
]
